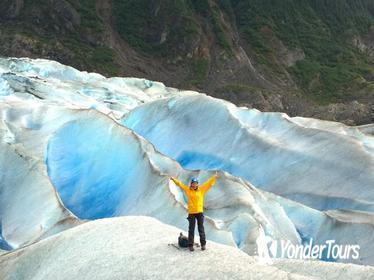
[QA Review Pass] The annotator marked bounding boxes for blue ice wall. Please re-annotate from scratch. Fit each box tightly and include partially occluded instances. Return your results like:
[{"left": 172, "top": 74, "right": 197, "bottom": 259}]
[
  {"left": 45, "top": 117, "right": 141, "bottom": 219},
  {"left": 0, "top": 223, "right": 12, "bottom": 250}
]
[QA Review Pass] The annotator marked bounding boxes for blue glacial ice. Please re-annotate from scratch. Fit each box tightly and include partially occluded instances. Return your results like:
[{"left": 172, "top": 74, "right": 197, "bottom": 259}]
[
  {"left": 1, "top": 58, "right": 374, "bottom": 266},
  {"left": 122, "top": 94, "right": 374, "bottom": 212}
]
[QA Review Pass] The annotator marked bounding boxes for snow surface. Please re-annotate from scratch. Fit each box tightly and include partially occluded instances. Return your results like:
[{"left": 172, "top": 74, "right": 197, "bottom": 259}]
[
  {"left": 1, "top": 57, "right": 374, "bottom": 270},
  {"left": 1, "top": 215, "right": 374, "bottom": 280}
]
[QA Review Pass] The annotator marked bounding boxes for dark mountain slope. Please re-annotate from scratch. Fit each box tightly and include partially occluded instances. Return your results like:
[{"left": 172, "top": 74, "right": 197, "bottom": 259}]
[{"left": 0, "top": 0, "right": 373, "bottom": 124}]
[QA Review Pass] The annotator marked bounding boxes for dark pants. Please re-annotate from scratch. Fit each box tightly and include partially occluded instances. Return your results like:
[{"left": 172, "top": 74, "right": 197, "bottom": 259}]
[{"left": 187, "top": 212, "right": 206, "bottom": 247}]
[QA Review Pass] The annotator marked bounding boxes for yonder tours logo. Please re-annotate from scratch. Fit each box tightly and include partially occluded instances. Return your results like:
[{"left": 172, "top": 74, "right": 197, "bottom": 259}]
[{"left": 257, "top": 234, "right": 360, "bottom": 264}]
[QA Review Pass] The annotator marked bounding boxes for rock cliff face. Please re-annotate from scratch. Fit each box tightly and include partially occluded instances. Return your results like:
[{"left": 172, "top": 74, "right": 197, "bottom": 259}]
[{"left": 0, "top": 0, "right": 373, "bottom": 124}]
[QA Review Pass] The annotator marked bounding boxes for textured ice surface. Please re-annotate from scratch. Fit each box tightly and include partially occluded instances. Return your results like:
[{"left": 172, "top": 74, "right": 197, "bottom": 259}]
[
  {"left": 1, "top": 58, "right": 374, "bottom": 267},
  {"left": 122, "top": 94, "right": 374, "bottom": 212},
  {"left": 1, "top": 216, "right": 374, "bottom": 280}
]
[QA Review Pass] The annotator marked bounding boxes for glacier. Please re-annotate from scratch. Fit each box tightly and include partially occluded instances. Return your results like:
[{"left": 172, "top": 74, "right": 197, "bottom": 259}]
[
  {"left": 1, "top": 57, "right": 374, "bottom": 276},
  {"left": 1, "top": 216, "right": 374, "bottom": 280},
  {"left": 121, "top": 94, "right": 374, "bottom": 212}
]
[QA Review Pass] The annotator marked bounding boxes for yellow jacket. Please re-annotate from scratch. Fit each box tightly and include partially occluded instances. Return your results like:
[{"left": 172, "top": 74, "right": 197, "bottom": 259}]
[{"left": 171, "top": 175, "right": 217, "bottom": 214}]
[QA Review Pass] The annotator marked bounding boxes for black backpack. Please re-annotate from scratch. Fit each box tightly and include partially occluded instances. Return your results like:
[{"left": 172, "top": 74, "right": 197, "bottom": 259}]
[{"left": 178, "top": 232, "right": 189, "bottom": 248}]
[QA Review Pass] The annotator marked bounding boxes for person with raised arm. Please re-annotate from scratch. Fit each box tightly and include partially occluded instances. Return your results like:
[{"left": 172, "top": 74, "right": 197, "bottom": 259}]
[{"left": 170, "top": 171, "right": 219, "bottom": 251}]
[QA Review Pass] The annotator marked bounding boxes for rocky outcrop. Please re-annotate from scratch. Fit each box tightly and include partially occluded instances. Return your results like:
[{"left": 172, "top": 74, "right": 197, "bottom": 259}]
[
  {"left": 50, "top": 0, "right": 81, "bottom": 32},
  {"left": 354, "top": 27, "right": 374, "bottom": 62},
  {"left": 0, "top": 0, "right": 23, "bottom": 20},
  {"left": 305, "top": 100, "right": 374, "bottom": 125}
]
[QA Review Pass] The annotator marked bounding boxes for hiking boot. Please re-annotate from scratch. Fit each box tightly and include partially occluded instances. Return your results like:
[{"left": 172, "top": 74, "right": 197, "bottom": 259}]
[
  {"left": 189, "top": 246, "right": 194, "bottom": 251},
  {"left": 201, "top": 245, "right": 206, "bottom": 251}
]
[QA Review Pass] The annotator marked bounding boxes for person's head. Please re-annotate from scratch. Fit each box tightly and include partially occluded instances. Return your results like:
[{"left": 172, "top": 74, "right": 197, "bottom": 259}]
[{"left": 190, "top": 177, "right": 199, "bottom": 190}]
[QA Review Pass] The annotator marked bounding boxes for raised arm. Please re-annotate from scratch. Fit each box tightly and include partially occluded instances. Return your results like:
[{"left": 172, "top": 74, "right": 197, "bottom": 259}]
[
  {"left": 200, "top": 172, "right": 218, "bottom": 193},
  {"left": 170, "top": 176, "right": 189, "bottom": 192}
]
